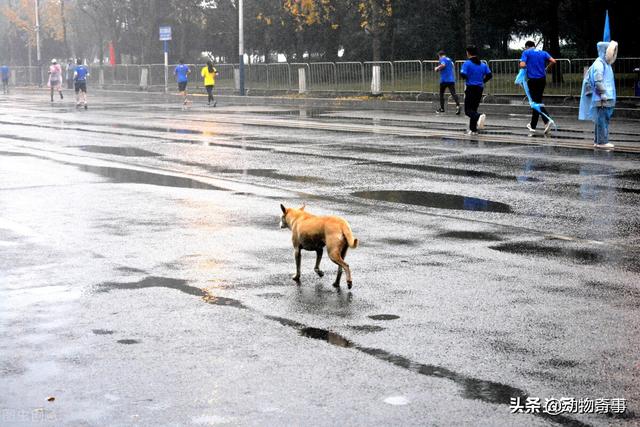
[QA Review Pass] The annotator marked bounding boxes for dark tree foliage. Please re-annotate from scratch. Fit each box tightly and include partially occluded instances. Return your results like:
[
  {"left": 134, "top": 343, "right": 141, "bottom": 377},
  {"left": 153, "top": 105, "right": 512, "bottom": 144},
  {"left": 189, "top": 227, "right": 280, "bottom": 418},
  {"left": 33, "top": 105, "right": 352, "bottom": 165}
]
[{"left": 0, "top": 0, "right": 637, "bottom": 65}]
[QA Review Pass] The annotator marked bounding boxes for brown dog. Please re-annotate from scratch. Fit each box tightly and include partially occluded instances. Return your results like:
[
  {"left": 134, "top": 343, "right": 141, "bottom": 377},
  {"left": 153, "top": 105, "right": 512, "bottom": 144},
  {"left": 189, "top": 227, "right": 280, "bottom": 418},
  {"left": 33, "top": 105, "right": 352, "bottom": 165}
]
[{"left": 280, "top": 204, "right": 358, "bottom": 289}]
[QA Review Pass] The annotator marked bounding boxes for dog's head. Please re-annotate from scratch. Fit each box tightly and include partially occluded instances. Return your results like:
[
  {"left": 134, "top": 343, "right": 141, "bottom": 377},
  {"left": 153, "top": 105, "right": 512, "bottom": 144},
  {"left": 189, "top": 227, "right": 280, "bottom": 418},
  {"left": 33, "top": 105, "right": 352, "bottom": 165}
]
[{"left": 279, "top": 203, "right": 305, "bottom": 229}]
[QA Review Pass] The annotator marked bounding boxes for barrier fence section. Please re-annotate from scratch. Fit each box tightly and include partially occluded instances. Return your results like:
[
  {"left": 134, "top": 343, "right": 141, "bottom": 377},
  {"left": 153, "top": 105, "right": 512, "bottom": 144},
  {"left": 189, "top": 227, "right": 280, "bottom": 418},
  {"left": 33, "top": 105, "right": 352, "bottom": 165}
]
[
  {"left": 364, "top": 61, "right": 394, "bottom": 93},
  {"left": 7, "top": 58, "right": 640, "bottom": 97}
]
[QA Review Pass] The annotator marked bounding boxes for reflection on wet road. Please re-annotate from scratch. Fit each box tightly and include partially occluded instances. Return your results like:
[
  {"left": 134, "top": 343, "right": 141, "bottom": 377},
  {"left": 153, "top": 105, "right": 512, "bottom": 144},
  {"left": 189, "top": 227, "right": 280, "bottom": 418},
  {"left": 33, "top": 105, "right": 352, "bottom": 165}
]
[{"left": 1, "top": 91, "right": 639, "bottom": 426}]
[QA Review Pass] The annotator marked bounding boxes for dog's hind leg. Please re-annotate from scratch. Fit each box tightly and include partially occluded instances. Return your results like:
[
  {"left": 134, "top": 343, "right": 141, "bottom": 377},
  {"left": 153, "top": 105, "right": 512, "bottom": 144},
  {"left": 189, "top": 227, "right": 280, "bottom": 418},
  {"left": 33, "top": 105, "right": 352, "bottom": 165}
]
[
  {"left": 292, "top": 247, "right": 302, "bottom": 282},
  {"left": 329, "top": 245, "right": 351, "bottom": 289},
  {"left": 314, "top": 249, "right": 324, "bottom": 277}
]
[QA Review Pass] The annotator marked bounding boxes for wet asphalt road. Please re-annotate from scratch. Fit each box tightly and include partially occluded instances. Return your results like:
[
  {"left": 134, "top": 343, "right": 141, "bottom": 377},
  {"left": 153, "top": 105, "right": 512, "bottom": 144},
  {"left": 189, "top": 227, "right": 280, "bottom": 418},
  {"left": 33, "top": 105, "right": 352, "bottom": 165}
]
[{"left": 1, "top": 90, "right": 639, "bottom": 426}]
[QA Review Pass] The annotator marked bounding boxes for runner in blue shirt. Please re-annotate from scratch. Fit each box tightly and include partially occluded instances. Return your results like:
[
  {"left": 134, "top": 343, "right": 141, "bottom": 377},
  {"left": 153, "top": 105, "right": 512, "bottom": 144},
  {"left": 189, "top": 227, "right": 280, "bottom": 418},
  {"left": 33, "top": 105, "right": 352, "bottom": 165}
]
[
  {"left": 174, "top": 59, "right": 191, "bottom": 106},
  {"left": 73, "top": 59, "right": 89, "bottom": 109},
  {"left": 434, "top": 51, "right": 460, "bottom": 115},
  {"left": 1, "top": 65, "right": 9, "bottom": 94},
  {"left": 519, "top": 40, "right": 557, "bottom": 135},
  {"left": 460, "top": 46, "right": 492, "bottom": 135}
]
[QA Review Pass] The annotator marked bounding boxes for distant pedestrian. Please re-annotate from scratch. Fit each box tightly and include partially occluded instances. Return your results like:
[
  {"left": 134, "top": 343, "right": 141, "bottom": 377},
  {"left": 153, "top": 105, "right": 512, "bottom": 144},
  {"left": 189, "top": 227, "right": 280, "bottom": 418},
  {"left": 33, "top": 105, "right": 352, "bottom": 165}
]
[
  {"left": 47, "top": 59, "right": 64, "bottom": 102},
  {"left": 1, "top": 64, "right": 9, "bottom": 94},
  {"left": 65, "top": 58, "right": 75, "bottom": 90},
  {"left": 201, "top": 61, "right": 218, "bottom": 107},
  {"left": 434, "top": 50, "right": 460, "bottom": 115},
  {"left": 519, "top": 41, "right": 557, "bottom": 135},
  {"left": 460, "top": 46, "right": 492, "bottom": 135},
  {"left": 174, "top": 59, "right": 191, "bottom": 106},
  {"left": 74, "top": 59, "right": 89, "bottom": 110}
]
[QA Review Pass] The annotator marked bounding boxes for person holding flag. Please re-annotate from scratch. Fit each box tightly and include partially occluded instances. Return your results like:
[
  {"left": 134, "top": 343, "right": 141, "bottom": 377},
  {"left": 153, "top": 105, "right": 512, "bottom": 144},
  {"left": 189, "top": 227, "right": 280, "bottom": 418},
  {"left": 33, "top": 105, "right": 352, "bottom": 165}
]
[
  {"left": 519, "top": 41, "right": 557, "bottom": 136},
  {"left": 579, "top": 11, "right": 618, "bottom": 149}
]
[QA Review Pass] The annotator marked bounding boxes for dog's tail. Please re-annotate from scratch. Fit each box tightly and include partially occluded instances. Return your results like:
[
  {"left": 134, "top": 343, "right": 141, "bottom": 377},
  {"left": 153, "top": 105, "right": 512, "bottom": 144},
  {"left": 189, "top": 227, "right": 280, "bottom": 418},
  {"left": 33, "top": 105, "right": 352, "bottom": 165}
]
[{"left": 342, "top": 223, "right": 359, "bottom": 248}]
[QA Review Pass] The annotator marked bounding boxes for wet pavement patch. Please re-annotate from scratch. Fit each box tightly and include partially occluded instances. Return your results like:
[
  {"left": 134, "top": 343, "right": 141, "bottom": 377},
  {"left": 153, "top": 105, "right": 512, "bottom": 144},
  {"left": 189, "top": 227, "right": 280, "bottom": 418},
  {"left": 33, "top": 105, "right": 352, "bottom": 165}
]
[
  {"left": 489, "top": 241, "right": 605, "bottom": 265},
  {"left": 377, "top": 238, "right": 420, "bottom": 247},
  {"left": 257, "top": 292, "right": 285, "bottom": 299},
  {"left": 368, "top": 314, "right": 400, "bottom": 321},
  {"left": 76, "top": 164, "right": 227, "bottom": 191},
  {"left": 544, "top": 358, "right": 580, "bottom": 368},
  {"left": 300, "top": 327, "right": 352, "bottom": 347},
  {"left": 117, "top": 339, "right": 140, "bottom": 345},
  {"left": 203, "top": 290, "right": 247, "bottom": 309},
  {"left": 96, "top": 276, "right": 205, "bottom": 297},
  {"left": 438, "top": 231, "right": 504, "bottom": 241},
  {"left": 92, "top": 329, "right": 115, "bottom": 335},
  {"left": 267, "top": 315, "right": 586, "bottom": 426},
  {"left": 347, "top": 325, "right": 386, "bottom": 333},
  {"left": 78, "top": 145, "right": 161, "bottom": 157},
  {"left": 353, "top": 191, "right": 512, "bottom": 213},
  {"left": 115, "top": 266, "right": 148, "bottom": 274}
]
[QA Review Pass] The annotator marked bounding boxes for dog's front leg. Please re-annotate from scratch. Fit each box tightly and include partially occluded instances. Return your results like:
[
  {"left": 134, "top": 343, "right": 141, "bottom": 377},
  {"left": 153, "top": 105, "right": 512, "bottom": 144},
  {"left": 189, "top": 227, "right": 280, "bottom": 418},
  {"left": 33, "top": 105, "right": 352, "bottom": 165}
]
[
  {"left": 292, "top": 247, "right": 302, "bottom": 282},
  {"left": 314, "top": 249, "right": 324, "bottom": 277}
]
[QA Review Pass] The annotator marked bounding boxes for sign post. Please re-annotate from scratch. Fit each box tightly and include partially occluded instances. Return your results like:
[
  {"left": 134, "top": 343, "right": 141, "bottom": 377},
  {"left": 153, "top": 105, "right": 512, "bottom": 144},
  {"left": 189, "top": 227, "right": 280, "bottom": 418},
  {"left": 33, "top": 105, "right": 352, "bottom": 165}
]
[{"left": 159, "top": 26, "right": 172, "bottom": 93}]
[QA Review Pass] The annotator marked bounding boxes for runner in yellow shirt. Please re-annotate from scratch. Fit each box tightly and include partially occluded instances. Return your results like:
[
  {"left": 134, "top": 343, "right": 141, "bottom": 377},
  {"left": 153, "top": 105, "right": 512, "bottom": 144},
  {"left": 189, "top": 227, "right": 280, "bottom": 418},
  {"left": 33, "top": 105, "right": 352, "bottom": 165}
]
[{"left": 201, "top": 61, "right": 218, "bottom": 107}]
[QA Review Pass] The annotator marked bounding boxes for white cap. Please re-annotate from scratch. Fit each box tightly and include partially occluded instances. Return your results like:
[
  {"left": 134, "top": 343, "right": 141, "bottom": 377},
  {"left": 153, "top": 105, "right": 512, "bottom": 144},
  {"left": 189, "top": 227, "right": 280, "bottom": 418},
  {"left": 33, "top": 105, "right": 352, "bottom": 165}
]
[{"left": 51, "top": 58, "right": 57, "bottom": 64}]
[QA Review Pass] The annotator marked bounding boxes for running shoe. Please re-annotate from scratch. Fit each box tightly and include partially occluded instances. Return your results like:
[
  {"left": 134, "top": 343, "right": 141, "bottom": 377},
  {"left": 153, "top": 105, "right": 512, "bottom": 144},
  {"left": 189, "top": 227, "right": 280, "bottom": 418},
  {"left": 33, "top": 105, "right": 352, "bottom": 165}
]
[
  {"left": 84, "top": 104, "right": 88, "bottom": 110},
  {"left": 526, "top": 123, "right": 536, "bottom": 136},
  {"left": 594, "top": 143, "right": 615, "bottom": 149},
  {"left": 455, "top": 105, "right": 461, "bottom": 115},
  {"left": 477, "top": 114, "right": 486, "bottom": 130},
  {"left": 213, "top": 101, "right": 217, "bottom": 107},
  {"left": 466, "top": 130, "right": 478, "bottom": 136},
  {"left": 544, "top": 121, "right": 553, "bottom": 135},
  {"left": 436, "top": 108, "right": 445, "bottom": 113}
]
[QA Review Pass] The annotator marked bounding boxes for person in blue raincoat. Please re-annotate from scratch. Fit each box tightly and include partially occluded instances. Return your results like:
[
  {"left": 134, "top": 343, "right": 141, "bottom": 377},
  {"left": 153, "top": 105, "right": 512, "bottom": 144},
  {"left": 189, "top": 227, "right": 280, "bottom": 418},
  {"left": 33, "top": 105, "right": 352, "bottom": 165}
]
[{"left": 579, "top": 12, "right": 618, "bottom": 149}]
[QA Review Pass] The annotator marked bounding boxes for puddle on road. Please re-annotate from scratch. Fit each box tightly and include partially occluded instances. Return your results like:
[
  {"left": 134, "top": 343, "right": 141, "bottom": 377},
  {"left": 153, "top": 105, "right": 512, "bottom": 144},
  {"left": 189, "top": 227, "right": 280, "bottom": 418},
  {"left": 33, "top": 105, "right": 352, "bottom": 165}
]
[
  {"left": 92, "top": 329, "right": 115, "bottom": 335},
  {"left": 78, "top": 145, "right": 161, "bottom": 157},
  {"left": 368, "top": 314, "right": 400, "bottom": 321},
  {"left": 300, "top": 327, "right": 352, "bottom": 347},
  {"left": 438, "top": 231, "right": 504, "bottom": 241},
  {"left": 257, "top": 292, "right": 285, "bottom": 299},
  {"left": 543, "top": 358, "right": 580, "bottom": 368},
  {"left": 76, "top": 164, "right": 227, "bottom": 191},
  {"left": 377, "top": 238, "right": 420, "bottom": 247},
  {"left": 117, "top": 339, "right": 140, "bottom": 345},
  {"left": 202, "top": 290, "right": 247, "bottom": 309},
  {"left": 347, "top": 325, "right": 386, "bottom": 333},
  {"left": 115, "top": 266, "right": 148, "bottom": 274},
  {"left": 267, "top": 315, "right": 586, "bottom": 425},
  {"left": 490, "top": 241, "right": 640, "bottom": 273},
  {"left": 490, "top": 241, "right": 604, "bottom": 264},
  {"left": 353, "top": 190, "right": 512, "bottom": 213},
  {"left": 96, "top": 276, "right": 205, "bottom": 297}
]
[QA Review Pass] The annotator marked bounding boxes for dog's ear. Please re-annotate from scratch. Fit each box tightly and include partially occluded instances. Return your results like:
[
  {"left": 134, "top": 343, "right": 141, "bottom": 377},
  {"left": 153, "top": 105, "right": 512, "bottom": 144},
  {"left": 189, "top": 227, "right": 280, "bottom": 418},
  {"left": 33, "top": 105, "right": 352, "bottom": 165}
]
[{"left": 280, "top": 204, "right": 286, "bottom": 214}]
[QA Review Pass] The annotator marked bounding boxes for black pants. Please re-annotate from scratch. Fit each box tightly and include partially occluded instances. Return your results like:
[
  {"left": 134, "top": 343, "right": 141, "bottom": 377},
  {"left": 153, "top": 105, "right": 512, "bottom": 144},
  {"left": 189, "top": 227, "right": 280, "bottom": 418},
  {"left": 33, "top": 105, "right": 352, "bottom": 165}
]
[
  {"left": 439, "top": 82, "right": 460, "bottom": 110},
  {"left": 464, "top": 85, "right": 483, "bottom": 131},
  {"left": 205, "top": 85, "right": 214, "bottom": 103},
  {"left": 528, "top": 77, "right": 549, "bottom": 128}
]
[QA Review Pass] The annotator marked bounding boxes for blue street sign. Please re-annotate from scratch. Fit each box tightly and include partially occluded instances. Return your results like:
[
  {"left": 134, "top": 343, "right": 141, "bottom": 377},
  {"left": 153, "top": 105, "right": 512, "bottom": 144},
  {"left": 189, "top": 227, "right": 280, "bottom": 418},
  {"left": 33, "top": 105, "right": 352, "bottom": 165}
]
[{"left": 159, "top": 26, "right": 172, "bottom": 41}]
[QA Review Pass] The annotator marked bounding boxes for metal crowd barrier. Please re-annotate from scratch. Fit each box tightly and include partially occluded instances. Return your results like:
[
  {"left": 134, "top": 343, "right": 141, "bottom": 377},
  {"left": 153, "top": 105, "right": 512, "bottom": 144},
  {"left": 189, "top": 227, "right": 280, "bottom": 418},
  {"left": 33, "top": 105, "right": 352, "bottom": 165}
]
[{"left": 6, "top": 58, "right": 639, "bottom": 97}]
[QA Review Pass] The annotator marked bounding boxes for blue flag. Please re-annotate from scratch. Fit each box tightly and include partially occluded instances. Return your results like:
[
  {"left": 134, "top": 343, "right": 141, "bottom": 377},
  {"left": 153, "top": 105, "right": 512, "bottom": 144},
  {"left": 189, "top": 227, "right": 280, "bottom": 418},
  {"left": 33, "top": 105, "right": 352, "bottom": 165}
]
[{"left": 603, "top": 10, "right": 611, "bottom": 42}]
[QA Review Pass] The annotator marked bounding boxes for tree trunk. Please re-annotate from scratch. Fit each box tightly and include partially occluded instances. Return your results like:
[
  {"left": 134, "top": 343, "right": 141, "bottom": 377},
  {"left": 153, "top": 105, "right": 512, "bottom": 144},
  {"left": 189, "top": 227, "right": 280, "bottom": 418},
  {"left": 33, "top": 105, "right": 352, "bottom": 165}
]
[
  {"left": 60, "top": 0, "right": 70, "bottom": 58},
  {"left": 372, "top": 33, "right": 381, "bottom": 62},
  {"left": 543, "top": 0, "right": 562, "bottom": 83},
  {"left": 464, "top": 0, "right": 471, "bottom": 48}
]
